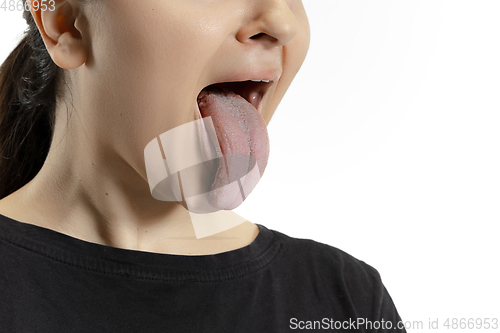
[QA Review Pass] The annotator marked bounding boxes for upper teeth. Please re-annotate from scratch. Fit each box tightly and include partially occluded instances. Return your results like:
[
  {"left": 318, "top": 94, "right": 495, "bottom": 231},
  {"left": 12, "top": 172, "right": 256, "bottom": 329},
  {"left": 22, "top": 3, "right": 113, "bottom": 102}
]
[{"left": 250, "top": 79, "right": 271, "bottom": 83}]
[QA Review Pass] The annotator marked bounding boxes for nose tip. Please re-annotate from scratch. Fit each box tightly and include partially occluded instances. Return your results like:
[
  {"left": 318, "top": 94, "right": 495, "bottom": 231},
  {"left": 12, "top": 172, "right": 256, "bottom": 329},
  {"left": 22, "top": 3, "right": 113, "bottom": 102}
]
[{"left": 236, "top": 0, "right": 299, "bottom": 47}]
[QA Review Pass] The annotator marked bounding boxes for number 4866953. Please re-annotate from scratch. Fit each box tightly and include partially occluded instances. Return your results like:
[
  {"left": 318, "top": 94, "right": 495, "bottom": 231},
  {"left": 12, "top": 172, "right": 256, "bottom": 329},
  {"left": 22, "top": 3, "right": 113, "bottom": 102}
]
[
  {"left": 443, "top": 318, "right": 498, "bottom": 330},
  {"left": 0, "top": 0, "right": 56, "bottom": 12}
]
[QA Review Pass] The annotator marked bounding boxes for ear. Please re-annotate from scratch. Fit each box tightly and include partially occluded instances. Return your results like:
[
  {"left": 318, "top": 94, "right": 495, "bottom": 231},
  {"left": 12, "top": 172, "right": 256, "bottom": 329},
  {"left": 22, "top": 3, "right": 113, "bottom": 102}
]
[{"left": 29, "top": 0, "right": 87, "bottom": 69}]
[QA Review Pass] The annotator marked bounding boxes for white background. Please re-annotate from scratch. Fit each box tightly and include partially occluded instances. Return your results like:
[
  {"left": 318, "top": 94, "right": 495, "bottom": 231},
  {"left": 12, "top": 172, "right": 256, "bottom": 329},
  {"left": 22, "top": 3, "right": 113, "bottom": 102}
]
[{"left": 1, "top": 1, "right": 499, "bottom": 331}]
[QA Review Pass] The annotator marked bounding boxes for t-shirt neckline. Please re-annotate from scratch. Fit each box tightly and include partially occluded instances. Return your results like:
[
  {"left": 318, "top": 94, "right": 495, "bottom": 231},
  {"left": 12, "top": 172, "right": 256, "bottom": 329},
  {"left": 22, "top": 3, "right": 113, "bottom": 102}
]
[{"left": 0, "top": 213, "right": 280, "bottom": 282}]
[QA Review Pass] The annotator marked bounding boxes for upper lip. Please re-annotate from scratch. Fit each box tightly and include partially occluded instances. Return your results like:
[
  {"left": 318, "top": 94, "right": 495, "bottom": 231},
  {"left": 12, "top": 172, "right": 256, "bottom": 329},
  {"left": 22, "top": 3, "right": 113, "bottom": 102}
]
[
  {"left": 214, "top": 69, "right": 282, "bottom": 84},
  {"left": 198, "top": 68, "right": 282, "bottom": 112}
]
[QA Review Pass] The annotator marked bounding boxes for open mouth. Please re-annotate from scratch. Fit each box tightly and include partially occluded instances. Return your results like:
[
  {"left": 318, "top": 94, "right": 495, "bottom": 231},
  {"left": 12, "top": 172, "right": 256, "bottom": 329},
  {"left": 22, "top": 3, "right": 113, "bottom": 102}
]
[
  {"left": 193, "top": 79, "right": 273, "bottom": 210},
  {"left": 197, "top": 80, "right": 272, "bottom": 112}
]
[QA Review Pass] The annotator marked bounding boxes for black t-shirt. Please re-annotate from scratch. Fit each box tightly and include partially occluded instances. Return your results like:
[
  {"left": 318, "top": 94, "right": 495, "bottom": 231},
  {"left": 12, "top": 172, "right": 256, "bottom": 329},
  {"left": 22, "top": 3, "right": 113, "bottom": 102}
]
[{"left": 0, "top": 213, "right": 406, "bottom": 332}]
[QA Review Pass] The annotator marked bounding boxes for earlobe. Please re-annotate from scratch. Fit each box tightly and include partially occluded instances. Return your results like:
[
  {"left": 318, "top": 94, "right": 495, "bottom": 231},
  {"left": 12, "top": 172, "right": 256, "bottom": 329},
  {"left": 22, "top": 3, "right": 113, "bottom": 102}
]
[{"left": 29, "top": 0, "right": 87, "bottom": 69}]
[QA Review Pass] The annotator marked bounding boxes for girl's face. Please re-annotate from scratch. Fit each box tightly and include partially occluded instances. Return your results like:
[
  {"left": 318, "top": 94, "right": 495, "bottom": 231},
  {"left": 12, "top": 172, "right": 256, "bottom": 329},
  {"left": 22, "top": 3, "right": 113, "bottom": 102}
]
[{"left": 72, "top": 0, "right": 309, "bottom": 188}]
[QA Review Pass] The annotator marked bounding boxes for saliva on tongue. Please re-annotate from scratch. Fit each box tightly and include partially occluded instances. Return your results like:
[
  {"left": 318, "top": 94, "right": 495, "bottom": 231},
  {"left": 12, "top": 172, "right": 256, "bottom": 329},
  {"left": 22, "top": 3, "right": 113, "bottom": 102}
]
[{"left": 197, "top": 85, "right": 270, "bottom": 210}]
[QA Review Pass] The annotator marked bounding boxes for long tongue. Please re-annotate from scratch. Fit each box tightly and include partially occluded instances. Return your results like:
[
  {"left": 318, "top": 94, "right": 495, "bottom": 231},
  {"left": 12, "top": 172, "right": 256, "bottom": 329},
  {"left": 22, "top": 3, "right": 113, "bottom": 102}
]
[{"left": 197, "top": 87, "right": 270, "bottom": 210}]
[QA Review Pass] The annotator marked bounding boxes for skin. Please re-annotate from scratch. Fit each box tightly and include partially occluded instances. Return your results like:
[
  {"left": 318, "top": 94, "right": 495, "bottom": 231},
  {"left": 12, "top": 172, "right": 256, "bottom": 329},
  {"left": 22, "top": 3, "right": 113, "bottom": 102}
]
[{"left": 0, "top": 0, "right": 310, "bottom": 254}]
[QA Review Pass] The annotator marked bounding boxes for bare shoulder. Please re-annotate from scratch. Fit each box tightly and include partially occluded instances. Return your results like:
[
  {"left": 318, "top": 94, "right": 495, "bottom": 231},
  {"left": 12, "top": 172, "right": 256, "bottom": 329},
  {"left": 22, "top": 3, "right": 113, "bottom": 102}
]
[
  {"left": 0, "top": 192, "right": 43, "bottom": 226},
  {"left": 0, "top": 194, "right": 26, "bottom": 221}
]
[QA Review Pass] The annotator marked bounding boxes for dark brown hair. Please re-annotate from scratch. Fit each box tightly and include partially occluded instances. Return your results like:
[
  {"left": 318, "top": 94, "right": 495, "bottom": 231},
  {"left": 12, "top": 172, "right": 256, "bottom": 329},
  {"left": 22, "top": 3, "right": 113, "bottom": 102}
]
[{"left": 0, "top": 5, "right": 66, "bottom": 199}]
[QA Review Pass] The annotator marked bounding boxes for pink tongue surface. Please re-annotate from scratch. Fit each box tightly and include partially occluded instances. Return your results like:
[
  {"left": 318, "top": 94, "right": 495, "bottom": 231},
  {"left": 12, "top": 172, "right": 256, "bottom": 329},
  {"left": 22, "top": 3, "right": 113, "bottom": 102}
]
[{"left": 197, "top": 88, "right": 270, "bottom": 210}]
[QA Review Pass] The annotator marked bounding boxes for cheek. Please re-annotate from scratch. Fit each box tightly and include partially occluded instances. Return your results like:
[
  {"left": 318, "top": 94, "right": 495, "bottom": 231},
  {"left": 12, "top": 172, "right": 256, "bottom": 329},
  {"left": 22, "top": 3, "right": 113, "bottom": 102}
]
[
  {"left": 87, "top": 3, "right": 229, "bottom": 159},
  {"left": 96, "top": 3, "right": 227, "bottom": 99},
  {"left": 292, "top": 6, "right": 311, "bottom": 70},
  {"left": 98, "top": 2, "right": 225, "bottom": 79},
  {"left": 92, "top": 6, "right": 218, "bottom": 115},
  {"left": 263, "top": 11, "right": 310, "bottom": 124}
]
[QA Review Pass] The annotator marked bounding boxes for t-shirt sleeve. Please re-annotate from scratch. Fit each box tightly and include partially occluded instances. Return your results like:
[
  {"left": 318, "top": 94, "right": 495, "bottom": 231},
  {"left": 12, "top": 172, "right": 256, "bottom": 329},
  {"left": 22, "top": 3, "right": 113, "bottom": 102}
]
[
  {"left": 375, "top": 283, "right": 407, "bottom": 333},
  {"left": 328, "top": 246, "right": 407, "bottom": 333}
]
